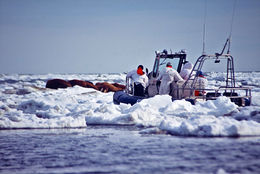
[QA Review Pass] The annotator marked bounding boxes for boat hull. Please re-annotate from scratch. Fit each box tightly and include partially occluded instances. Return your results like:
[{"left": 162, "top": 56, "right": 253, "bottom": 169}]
[{"left": 113, "top": 91, "right": 145, "bottom": 105}]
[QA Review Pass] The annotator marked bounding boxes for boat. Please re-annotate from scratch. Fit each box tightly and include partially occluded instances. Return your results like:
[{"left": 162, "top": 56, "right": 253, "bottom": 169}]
[{"left": 113, "top": 43, "right": 252, "bottom": 106}]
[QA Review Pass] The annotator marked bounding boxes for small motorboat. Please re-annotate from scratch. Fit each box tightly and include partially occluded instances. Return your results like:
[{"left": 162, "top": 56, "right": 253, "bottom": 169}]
[{"left": 114, "top": 45, "right": 251, "bottom": 106}]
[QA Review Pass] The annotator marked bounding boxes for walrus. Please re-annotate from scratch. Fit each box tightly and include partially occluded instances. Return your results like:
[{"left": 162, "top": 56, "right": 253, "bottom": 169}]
[
  {"left": 112, "top": 83, "right": 126, "bottom": 90},
  {"left": 68, "top": 79, "right": 98, "bottom": 90},
  {"left": 95, "top": 82, "right": 124, "bottom": 93},
  {"left": 46, "top": 79, "right": 125, "bottom": 93},
  {"left": 46, "top": 79, "right": 72, "bottom": 89}
]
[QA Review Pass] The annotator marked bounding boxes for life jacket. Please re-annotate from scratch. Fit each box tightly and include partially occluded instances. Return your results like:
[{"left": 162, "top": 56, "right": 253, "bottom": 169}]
[
  {"left": 194, "top": 90, "right": 200, "bottom": 96},
  {"left": 137, "top": 67, "right": 144, "bottom": 75}
]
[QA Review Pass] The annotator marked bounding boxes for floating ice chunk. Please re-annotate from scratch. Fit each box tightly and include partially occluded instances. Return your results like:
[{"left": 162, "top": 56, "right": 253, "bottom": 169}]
[
  {"left": 137, "top": 95, "right": 172, "bottom": 108},
  {"left": 216, "top": 168, "right": 228, "bottom": 174},
  {"left": 251, "top": 94, "right": 260, "bottom": 106},
  {"left": 195, "top": 96, "right": 238, "bottom": 117},
  {"left": 159, "top": 114, "right": 260, "bottom": 137},
  {"left": 232, "top": 106, "right": 260, "bottom": 123}
]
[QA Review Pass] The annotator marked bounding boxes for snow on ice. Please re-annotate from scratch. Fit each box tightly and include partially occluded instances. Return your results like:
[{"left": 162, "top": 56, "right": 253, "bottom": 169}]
[{"left": 0, "top": 72, "right": 260, "bottom": 137}]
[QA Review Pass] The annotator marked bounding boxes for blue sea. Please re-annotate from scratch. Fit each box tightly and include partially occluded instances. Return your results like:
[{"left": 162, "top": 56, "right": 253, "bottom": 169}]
[{"left": 1, "top": 126, "right": 260, "bottom": 174}]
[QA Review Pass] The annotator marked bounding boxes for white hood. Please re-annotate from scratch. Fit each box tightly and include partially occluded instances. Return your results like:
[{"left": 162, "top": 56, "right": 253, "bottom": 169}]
[
  {"left": 180, "top": 62, "right": 194, "bottom": 80},
  {"left": 182, "top": 62, "right": 193, "bottom": 70}
]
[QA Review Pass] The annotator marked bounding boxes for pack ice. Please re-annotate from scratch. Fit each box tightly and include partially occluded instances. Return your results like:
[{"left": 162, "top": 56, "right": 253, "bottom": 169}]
[{"left": 0, "top": 73, "right": 260, "bottom": 137}]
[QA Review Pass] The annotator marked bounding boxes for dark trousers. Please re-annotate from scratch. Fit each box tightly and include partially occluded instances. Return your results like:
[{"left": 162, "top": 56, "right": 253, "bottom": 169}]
[{"left": 134, "top": 83, "right": 145, "bottom": 97}]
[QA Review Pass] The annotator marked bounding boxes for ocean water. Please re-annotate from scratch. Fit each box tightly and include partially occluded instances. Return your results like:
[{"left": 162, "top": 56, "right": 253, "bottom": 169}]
[
  {"left": 1, "top": 126, "right": 260, "bottom": 174},
  {"left": 0, "top": 72, "right": 260, "bottom": 173}
]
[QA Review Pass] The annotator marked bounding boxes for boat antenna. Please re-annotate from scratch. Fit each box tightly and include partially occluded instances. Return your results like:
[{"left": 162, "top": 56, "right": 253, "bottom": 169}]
[
  {"left": 202, "top": 0, "right": 207, "bottom": 55},
  {"left": 227, "top": 0, "right": 237, "bottom": 54}
]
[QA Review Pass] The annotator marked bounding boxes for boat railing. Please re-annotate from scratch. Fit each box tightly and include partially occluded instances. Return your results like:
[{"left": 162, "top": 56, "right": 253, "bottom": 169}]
[{"left": 170, "top": 85, "right": 252, "bottom": 106}]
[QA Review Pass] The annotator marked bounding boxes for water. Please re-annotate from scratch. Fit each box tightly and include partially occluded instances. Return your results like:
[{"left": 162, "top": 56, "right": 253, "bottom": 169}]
[{"left": 1, "top": 126, "right": 260, "bottom": 174}]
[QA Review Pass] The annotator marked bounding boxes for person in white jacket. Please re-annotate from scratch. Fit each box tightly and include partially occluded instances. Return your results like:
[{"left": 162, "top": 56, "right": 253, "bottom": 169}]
[
  {"left": 195, "top": 71, "right": 208, "bottom": 96},
  {"left": 156, "top": 62, "right": 184, "bottom": 95},
  {"left": 180, "top": 61, "right": 193, "bottom": 80},
  {"left": 127, "top": 65, "right": 149, "bottom": 96}
]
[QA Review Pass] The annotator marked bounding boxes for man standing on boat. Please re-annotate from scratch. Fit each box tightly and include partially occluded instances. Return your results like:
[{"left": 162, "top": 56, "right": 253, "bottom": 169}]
[
  {"left": 157, "top": 62, "right": 183, "bottom": 95},
  {"left": 126, "top": 65, "right": 149, "bottom": 97},
  {"left": 180, "top": 61, "right": 194, "bottom": 80}
]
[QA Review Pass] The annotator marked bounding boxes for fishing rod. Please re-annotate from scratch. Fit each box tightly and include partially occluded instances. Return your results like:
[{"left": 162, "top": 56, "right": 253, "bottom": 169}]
[
  {"left": 227, "top": 0, "right": 237, "bottom": 54},
  {"left": 220, "top": 0, "right": 237, "bottom": 55},
  {"left": 201, "top": 0, "right": 237, "bottom": 55},
  {"left": 202, "top": 0, "right": 207, "bottom": 55}
]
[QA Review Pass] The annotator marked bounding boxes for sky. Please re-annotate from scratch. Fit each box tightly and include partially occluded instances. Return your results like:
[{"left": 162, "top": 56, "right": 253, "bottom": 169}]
[{"left": 0, "top": 0, "right": 259, "bottom": 74}]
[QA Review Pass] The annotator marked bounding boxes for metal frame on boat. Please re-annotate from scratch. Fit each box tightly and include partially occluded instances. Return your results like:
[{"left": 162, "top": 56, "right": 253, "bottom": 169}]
[{"left": 171, "top": 53, "right": 251, "bottom": 106}]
